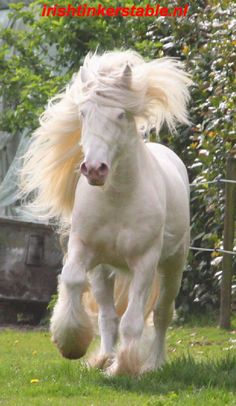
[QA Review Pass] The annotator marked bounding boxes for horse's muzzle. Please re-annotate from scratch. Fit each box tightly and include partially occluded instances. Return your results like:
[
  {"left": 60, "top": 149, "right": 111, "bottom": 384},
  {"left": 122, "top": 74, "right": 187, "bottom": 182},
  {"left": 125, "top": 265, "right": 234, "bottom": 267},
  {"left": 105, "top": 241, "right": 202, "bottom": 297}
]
[{"left": 80, "top": 161, "right": 109, "bottom": 186}]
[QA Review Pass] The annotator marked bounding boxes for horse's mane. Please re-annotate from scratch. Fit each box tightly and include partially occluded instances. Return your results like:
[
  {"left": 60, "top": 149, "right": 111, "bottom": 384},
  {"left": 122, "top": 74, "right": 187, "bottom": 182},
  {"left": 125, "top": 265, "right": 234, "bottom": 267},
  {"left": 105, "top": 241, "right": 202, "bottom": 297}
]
[{"left": 21, "top": 49, "right": 192, "bottom": 226}]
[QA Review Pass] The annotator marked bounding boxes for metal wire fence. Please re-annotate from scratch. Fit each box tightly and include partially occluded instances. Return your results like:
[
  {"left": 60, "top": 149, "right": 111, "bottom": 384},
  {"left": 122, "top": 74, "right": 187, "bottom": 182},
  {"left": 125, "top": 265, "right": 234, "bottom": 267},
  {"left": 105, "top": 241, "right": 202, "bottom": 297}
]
[{"left": 189, "top": 177, "right": 236, "bottom": 257}]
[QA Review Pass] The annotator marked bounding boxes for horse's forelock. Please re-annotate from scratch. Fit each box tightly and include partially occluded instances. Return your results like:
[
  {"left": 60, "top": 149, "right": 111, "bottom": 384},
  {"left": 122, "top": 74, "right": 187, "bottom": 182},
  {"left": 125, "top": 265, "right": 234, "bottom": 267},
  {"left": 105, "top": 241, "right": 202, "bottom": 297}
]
[{"left": 77, "top": 50, "right": 192, "bottom": 133}]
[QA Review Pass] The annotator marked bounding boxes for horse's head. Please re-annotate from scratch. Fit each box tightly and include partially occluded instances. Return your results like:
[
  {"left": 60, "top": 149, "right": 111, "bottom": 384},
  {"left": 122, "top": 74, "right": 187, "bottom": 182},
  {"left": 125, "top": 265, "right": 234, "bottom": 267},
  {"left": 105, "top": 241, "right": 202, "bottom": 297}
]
[
  {"left": 76, "top": 49, "right": 191, "bottom": 187},
  {"left": 79, "top": 64, "right": 135, "bottom": 186}
]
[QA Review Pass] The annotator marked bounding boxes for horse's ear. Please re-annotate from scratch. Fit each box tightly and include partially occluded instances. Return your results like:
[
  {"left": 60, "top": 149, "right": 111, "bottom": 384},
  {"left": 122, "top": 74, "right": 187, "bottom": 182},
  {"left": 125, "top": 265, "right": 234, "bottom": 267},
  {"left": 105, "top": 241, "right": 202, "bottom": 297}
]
[{"left": 120, "top": 63, "right": 132, "bottom": 87}]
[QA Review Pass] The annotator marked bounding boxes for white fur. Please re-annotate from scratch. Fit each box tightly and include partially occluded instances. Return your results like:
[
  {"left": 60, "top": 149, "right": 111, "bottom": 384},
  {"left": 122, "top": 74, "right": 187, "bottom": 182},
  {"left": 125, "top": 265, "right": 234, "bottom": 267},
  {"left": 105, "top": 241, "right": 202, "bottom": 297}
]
[{"left": 21, "top": 50, "right": 191, "bottom": 375}]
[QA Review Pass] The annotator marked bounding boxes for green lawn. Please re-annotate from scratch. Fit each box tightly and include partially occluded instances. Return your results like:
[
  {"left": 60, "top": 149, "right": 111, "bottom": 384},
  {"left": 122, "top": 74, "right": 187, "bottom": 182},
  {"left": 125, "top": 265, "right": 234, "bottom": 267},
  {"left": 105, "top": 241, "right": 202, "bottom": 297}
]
[{"left": 0, "top": 320, "right": 236, "bottom": 406}]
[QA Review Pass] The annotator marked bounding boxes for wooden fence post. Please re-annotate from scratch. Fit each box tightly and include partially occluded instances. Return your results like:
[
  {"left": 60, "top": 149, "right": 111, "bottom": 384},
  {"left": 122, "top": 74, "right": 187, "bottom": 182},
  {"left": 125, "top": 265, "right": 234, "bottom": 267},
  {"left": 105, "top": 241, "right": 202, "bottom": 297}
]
[{"left": 219, "top": 147, "right": 236, "bottom": 329}]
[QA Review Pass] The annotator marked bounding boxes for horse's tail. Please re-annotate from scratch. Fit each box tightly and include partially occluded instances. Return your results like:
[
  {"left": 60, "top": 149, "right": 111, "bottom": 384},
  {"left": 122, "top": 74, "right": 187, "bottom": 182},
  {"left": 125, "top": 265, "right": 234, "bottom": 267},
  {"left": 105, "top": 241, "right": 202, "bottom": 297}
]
[{"left": 20, "top": 76, "right": 83, "bottom": 226}]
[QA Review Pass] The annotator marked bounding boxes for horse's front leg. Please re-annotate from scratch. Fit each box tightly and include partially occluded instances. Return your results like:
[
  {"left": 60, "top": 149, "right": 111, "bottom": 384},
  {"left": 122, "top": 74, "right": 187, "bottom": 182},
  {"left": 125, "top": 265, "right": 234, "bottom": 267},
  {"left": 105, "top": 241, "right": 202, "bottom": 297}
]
[
  {"left": 50, "top": 232, "right": 94, "bottom": 359},
  {"left": 89, "top": 266, "right": 119, "bottom": 369},
  {"left": 106, "top": 246, "right": 160, "bottom": 376}
]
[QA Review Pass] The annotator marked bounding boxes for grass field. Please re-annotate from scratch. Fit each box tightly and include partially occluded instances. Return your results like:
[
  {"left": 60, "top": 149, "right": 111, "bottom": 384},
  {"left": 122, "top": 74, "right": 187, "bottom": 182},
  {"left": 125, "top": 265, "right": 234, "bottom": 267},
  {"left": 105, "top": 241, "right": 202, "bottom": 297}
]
[{"left": 0, "top": 319, "right": 236, "bottom": 406}]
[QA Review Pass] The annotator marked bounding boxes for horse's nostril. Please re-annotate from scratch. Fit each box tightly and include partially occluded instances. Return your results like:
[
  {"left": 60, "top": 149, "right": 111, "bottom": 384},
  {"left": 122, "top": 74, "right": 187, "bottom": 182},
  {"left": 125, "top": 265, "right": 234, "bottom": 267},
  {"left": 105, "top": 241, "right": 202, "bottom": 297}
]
[
  {"left": 99, "top": 163, "right": 108, "bottom": 175},
  {"left": 80, "top": 162, "right": 88, "bottom": 175}
]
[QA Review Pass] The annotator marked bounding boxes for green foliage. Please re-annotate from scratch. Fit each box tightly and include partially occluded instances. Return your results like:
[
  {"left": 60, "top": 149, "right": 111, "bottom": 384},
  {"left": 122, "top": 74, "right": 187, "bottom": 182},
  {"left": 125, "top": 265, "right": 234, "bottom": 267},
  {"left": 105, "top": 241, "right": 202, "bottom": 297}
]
[
  {"left": 0, "top": 1, "right": 235, "bottom": 315},
  {"left": 169, "top": 3, "right": 236, "bottom": 317}
]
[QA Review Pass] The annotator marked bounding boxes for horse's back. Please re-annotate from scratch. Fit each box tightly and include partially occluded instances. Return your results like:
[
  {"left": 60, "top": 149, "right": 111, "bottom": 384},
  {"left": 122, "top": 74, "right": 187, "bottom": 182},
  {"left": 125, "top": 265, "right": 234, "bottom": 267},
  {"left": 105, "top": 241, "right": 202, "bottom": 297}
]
[{"left": 145, "top": 142, "right": 189, "bottom": 192}]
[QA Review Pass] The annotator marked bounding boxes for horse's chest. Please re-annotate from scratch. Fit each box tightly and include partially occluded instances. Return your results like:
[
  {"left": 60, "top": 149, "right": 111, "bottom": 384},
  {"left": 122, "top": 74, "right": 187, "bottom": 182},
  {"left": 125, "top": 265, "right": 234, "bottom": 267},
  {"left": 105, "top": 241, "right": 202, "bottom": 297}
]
[
  {"left": 91, "top": 221, "right": 137, "bottom": 254},
  {"left": 78, "top": 204, "right": 160, "bottom": 262}
]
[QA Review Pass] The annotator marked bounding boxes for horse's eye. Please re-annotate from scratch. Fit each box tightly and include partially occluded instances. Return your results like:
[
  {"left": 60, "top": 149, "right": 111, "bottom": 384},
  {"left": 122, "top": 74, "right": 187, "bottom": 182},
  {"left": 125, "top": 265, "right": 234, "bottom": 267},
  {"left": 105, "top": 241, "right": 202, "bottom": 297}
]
[{"left": 117, "top": 112, "right": 125, "bottom": 120}]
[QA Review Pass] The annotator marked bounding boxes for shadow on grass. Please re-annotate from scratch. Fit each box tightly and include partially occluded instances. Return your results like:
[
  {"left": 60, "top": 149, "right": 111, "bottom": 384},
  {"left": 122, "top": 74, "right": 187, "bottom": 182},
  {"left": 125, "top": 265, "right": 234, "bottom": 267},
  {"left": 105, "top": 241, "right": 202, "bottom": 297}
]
[{"left": 97, "top": 355, "right": 236, "bottom": 395}]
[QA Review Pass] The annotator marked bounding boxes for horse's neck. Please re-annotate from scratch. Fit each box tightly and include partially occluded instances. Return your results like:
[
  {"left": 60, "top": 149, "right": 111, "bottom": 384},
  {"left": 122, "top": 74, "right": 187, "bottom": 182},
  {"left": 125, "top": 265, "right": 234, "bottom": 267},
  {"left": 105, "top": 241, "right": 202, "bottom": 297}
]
[{"left": 105, "top": 134, "right": 146, "bottom": 197}]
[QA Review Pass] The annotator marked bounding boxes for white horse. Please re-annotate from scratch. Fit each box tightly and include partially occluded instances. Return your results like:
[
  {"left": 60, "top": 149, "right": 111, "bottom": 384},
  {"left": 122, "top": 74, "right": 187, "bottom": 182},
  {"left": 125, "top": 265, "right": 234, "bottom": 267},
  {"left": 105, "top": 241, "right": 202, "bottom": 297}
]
[{"left": 21, "top": 50, "right": 191, "bottom": 376}]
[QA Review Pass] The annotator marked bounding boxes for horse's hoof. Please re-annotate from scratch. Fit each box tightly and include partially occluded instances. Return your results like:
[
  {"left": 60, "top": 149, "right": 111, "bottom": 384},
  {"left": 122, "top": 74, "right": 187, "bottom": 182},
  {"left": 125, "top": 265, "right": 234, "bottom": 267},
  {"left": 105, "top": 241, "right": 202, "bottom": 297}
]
[
  {"left": 51, "top": 326, "right": 93, "bottom": 360},
  {"left": 89, "top": 353, "right": 114, "bottom": 370},
  {"left": 104, "top": 360, "right": 121, "bottom": 377},
  {"left": 60, "top": 345, "right": 87, "bottom": 360},
  {"left": 52, "top": 337, "right": 85, "bottom": 359}
]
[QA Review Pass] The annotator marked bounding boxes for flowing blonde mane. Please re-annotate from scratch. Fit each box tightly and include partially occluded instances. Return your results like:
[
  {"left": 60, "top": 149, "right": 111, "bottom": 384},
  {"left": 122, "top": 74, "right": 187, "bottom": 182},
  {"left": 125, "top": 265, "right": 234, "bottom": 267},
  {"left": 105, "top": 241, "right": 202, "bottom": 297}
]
[{"left": 21, "top": 49, "right": 192, "bottom": 225}]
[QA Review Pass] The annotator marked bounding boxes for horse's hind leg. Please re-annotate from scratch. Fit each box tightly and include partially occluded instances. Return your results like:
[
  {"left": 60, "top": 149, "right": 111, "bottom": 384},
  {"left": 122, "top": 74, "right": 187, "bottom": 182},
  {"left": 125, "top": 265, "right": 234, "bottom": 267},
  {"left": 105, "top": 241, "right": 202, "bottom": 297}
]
[
  {"left": 89, "top": 266, "right": 119, "bottom": 369},
  {"left": 50, "top": 233, "right": 94, "bottom": 359},
  {"left": 143, "top": 248, "right": 187, "bottom": 372}
]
